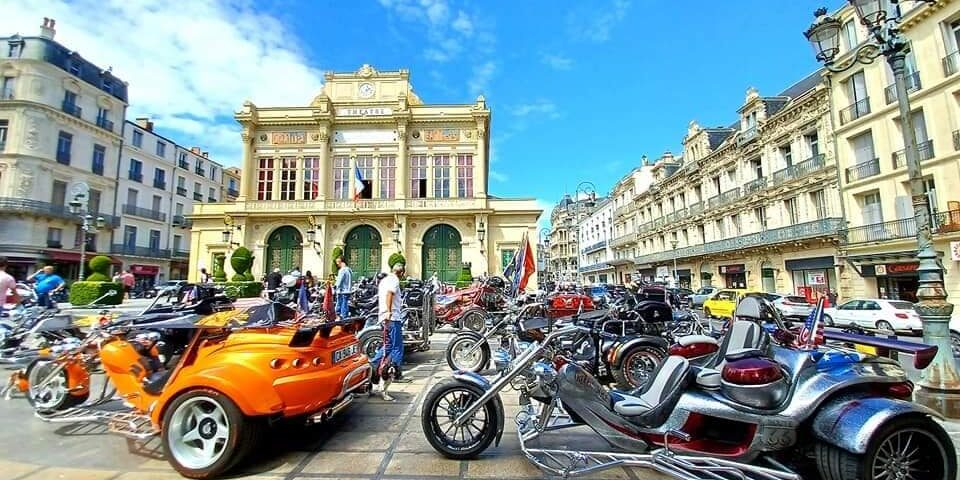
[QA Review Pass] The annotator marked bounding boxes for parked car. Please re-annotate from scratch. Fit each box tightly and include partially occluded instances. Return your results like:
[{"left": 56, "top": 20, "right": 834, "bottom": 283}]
[
  {"left": 150, "top": 280, "right": 189, "bottom": 298},
  {"left": 702, "top": 289, "right": 754, "bottom": 319},
  {"left": 667, "top": 287, "right": 694, "bottom": 307},
  {"left": 823, "top": 298, "right": 922, "bottom": 334},
  {"left": 766, "top": 293, "right": 813, "bottom": 321},
  {"left": 689, "top": 286, "right": 718, "bottom": 308}
]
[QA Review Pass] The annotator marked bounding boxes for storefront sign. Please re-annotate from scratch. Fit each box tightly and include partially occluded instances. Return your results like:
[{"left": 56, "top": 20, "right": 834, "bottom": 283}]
[
  {"left": 806, "top": 272, "right": 826, "bottom": 285},
  {"left": 336, "top": 107, "right": 393, "bottom": 116},
  {"left": 131, "top": 264, "right": 159, "bottom": 275},
  {"left": 333, "top": 129, "right": 396, "bottom": 144},
  {"left": 423, "top": 128, "right": 460, "bottom": 142},
  {"left": 656, "top": 266, "right": 670, "bottom": 279},
  {"left": 885, "top": 263, "right": 918, "bottom": 274},
  {"left": 875, "top": 265, "right": 887, "bottom": 276},
  {"left": 270, "top": 131, "right": 306, "bottom": 145},
  {"left": 719, "top": 264, "right": 745, "bottom": 274},
  {"left": 951, "top": 241, "right": 960, "bottom": 261}
]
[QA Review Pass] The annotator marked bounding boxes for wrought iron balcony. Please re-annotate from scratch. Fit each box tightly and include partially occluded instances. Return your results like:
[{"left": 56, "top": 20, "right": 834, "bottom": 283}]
[
  {"left": 845, "top": 158, "right": 880, "bottom": 183},
  {"left": 171, "top": 250, "right": 190, "bottom": 259},
  {"left": 719, "top": 187, "right": 741, "bottom": 206},
  {"left": 614, "top": 203, "right": 634, "bottom": 218},
  {"left": 610, "top": 232, "right": 638, "bottom": 248},
  {"left": 172, "top": 215, "right": 191, "bottom": 227},
  {"left": 738, "top": 126, "right": 758, "bottom": 146},
  {"left": 153, "top": 179, "right": 166, "bottom": 190},
  {"left": 61, "top": 101, "right": 82, "bottom": 118},
  {"left": 891, "top": 139, "right": 935, "bottom": 169},
  {"left": 96, "top": 117, "right": 114, "bottom": 132},
  {"left": 178, "top": 160, "right": 189, "bottom": 169},
  {"left": 707, "top": 195, "right": 720, "bottom": 209},
  {"left": 843, "top": 210, "right": 960, "bottom": 244},
  {"left": 839, "top": 97, "right": 870, "bottom": 125},
  {"left": 771, "top": 154, "right": 825, "bottom": 184},
  {"left": 578, "top": 262, "right": 611, "bottom": 273},
  {"left": 0, "top": 197, "right": 119, "bottom": 227},
  {"left": 176, "top": 187, "right": 187, "bottom": 196},
  {"left": 632, "top": 218, "right": 844, "bottom": 265},
  {"left": 227, "top": 188, "right": 239, "bottom": 198},
  {"left": 207, "top": 196, "right": 217, "bottom": 203},
  {"left": 944, "top": 51, "right": 960, "bottom": 77},
  {"left": 196, "top": 167, "right": 205, "bottom": 176},
  {"left": 193, "top": 192, "right": 203, "bottom": 201},
  {"left": 111, "top": 244, "right": 171, "bottom": 259},
  {"left": 128, "top": 171, "right": 143, "bottom": 182},
  {"left": 688, "top": 202, "right": 704, "bottom": 215},
  {"left": 884, "top": 71, "right": 922, "bottom": 105},
  {"left": 581, "top": 240, "right": 608, "bottom": 254},
  {"left": 122, "top": 204, "right": 166, "bottom": 222},
  {"left": 743, "top": 177, "right": 767, "bottom": 195}
]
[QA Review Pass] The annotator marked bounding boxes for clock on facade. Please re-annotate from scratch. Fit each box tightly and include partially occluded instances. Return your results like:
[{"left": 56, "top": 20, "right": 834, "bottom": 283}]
[{"left": 358, "top": 82, "right": 375, "bottom": 98}]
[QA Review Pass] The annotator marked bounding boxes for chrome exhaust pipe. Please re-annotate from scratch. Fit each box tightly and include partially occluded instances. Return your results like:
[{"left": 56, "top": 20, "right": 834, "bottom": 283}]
[{"left": 308, "top": 393, "right": 355, "bottom": 424}]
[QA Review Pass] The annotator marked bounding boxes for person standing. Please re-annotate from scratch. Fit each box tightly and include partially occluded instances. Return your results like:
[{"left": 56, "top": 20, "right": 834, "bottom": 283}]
[
  {"left": 334, "top": 257, "right": 353, "bottom": 320},
  {"left": 120, "top": 269, "right": 135, "bottom": 299},
  {"left": 199, "top": 268, "right": 212, "bottom": 284},
  {"left": 826, "top": 289, "right": 838, "bottom": 308},
  {"left": 265, "top": 268, "right": 282, "bottom": 300},
  {"left": 0, "top": 257, "right": 19, "bottom": 312},
  {"left": 28, "top": 265, "right": 64, "bottom": 309},
  {"left": 370, "top": 262, "right": 409, "bottom": 401}
]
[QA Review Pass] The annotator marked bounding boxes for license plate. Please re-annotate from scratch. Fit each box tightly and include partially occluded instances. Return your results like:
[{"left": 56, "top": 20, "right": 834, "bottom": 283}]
[{"left": 333, "top": 344, "right": 359, "bottom": 363}]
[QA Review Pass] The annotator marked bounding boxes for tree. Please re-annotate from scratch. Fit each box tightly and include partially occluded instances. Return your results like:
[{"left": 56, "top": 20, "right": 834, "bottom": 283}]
[
  {"left": 85, "top": 255, "right": 112, "bottom": 282},
  {"left": 388, "top": 252, "right": 406, "bottom": 269},
  {"left": 230, "top": 247, "right": 254, "bottom": 281}
]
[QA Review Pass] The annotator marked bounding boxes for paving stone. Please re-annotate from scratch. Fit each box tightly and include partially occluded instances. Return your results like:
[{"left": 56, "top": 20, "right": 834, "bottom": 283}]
[
  {"left": 394, "top": 430, "right": 437, "bottom": 452},
  {"left": 299, "top": 451, "right": 386, "bottom": 475},
  {"left": 235, "top": 451, "right": 307, "bottom": 475},
  {"left": 319, "top": 431, "right": 397, "bottom": 452},
  {"left": 18, "top": 467, "right": 116, "bottom": 480},
  {"left": 384, "top": 451, "right": 461, "bottom": 476},
  {"left": 338, "top": 415, "right": 406, "bottom": 432},
  {"left": 0, "top": 460, "right": 40, "bottom": 480}
]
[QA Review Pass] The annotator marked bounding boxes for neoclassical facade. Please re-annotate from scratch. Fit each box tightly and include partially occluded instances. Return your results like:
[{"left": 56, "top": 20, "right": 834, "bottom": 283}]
[{"left": 187, "top": 65, "right": 541, "bottom": 283}]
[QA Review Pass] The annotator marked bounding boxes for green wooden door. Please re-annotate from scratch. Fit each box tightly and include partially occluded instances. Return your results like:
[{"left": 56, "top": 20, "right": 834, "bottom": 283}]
[
  {"left": 266, "top": 226, "right": 303, "bottom": 273},
  {"left": 422, "top": 224, "right": 462, "bottom": 283},
  {"left": 344, "top": 225, "right": 382, "bottom": 279}
]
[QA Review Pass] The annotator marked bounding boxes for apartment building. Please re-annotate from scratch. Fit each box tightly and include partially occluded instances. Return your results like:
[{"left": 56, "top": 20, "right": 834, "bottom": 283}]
[
  {"left": 549, "top": 194, "right": 598, "bottom": 282},
  {"left": 577, "top": 197, "right": 615, "bottom": 284},
  {"left": 115, "top": 118, "right": 225, "bottom": 286},
  {"left": 608, "top": 162, "right": 655, "bottom": 284},
  {"left": 828, "top": 0, "right": 960, "bottom": 303},
  {"left": 630, "top": 70, "right": 843, "bottom": 297},
  {"left": 223, "top": 166, "right": 241, "bottom": 201},
  {"left": 0, "top": 19, "right": 127, "bottom": 279}
]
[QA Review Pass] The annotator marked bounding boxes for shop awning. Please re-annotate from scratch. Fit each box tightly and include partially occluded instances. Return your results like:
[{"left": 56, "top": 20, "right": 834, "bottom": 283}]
[
  {"left": 131, "top": 264, "right": 160, "bottom": 275},
  {"left": 42, "top": 249, "right": 120, "bottom": 264}
]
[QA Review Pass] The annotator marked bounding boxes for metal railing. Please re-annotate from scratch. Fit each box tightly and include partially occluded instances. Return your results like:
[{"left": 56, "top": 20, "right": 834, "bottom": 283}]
[
  {"left": 176, "top": 187, "right": 187, "bottom": 196},
  {"left": 720, "top": 187, "right": 741, "bottom": 206},
  {"left": 688, "top": 202, "right": 704, "bottom": 215},
  {"left": 111, "top": 244, "right": 171, "bottom": 259},
  {"left": 610, "top": 232, "right": 638, "bottom": 248},
  {"left": 122, "top": 204, "right": 166, "bottom": 222},
  {"left": 207, "top": 196, "right": 217, "bottom": 203},
  {"left": 178, "top": 160, "right": 189, "bottom": 169},
  {"left": 128, "top": 171, "right": 143, "bottom": 182},
  {"left": 96, "top": 117, "right": 114, "bottom": 132},
  {"left": 707, "top": 195, "right": 720, "bottom": 209},
  {"left": 743, "top": 177, "right": 767, "bottom": 195},
  {"left": 193, "top": 192, "right": 203, "bottom": 201},
  {"left": 845, "top": 158, "right": 880, "bottom": 183},
  {"left": 0, "top": 197, "right": 119, "bottom": 227},
  {"left": 844, "top": 210, "right": 960, "bottom": 244},
  {"left": 92, "top": 161, "right": 104, "bottom": 175},
  {"left": 771, "top": 154, "right": 826, "bottom": 184},
  {"left": 153, "top": 179, "right": 166, "bottom": 190},
  {"left": 632, "top": 218, "right": 845, "bottom": 264},
  {"left": 171, "top": 250, "right": 190, "bottom": 259},
  {"left": 227, "top": 188, "right": 239, "bottom": 197},
  {"left": 196, "top": 167, "right": 205, "bottom": 176},
  {"left": 839, "top": 97, "right": 870, "bottom": 125},
  {"left": 738, "top": 126, "right": 758, "bottom": 145},
  {"left": 61, "top": 101, "right": 82, "bottom": 118},
  {"left": 892, "top": 139, "right": 935, "bottom": 169},
  {"left": 944, "top": 51, "right": 959, "bottom": 77},
  {"left": 578, "top": 262, "right": 611, "bottom": 273},
  {"left": 884, "top": 71, "right": 922, "bottom": 104},
  {"left": 581, "top": 240, "right": 608, "bottom": 254}
]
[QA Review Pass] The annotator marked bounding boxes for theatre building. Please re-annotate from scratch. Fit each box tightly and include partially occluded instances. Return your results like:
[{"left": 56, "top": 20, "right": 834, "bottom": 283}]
[{"left": 187, "top": 65, "right": 541, "bottom": 283}]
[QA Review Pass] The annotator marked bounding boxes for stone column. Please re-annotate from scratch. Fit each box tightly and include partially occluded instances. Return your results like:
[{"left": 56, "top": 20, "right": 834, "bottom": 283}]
[
  {"left": 426, "top": 154, "right": 434, "bottom": 199},
  {"left": 475, "top": 123, "right": 488, "bottom": 198},
  {"left": 396, "top": 122, "right": 408, "bottom": 199},
  {"left": 271, "top": 155, "right": 281, "bottom": 200},
  {"left": 317, "top": 130, "right": 330, "bottom": 200},
  {"left": 294, "top": 155, "right": 304, "bottom": 200},
  {"left": 238, "top": 131, "right": 255, "bottom": 201}
]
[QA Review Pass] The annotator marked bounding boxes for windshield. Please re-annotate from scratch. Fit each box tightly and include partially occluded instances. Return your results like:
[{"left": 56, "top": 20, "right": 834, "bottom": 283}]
[{"left": 889, "top": 301, "right": 915, "bottom": 310}]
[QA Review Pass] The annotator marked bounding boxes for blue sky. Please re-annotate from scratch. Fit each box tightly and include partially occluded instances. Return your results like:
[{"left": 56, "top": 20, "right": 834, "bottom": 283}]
[{"left": 5, "top": 0, "right": 833, "bottom": 220}]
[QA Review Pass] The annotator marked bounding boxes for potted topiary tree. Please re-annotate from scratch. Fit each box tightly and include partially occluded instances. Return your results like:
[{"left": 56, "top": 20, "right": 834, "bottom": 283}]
[
  {"left": 230, "top": 247, "right": 254, "bottom": 281},
  {"left": 69, "top": 255, "right": 122, "bottom": 306},
  {"left": 213, "top": 254, "right": 227, "bottom": 282},
  {"left": 85, "top": 255, "right": 112, "bottom": 282},
  {"left": 388, "top": 252, "right": 406, "bottom": 269},
  {"left": 330, "top": 246, "right": 343, "bottom": 275},
  {"left": 456, "top": 262, "right": 473, "bottom": 288}
]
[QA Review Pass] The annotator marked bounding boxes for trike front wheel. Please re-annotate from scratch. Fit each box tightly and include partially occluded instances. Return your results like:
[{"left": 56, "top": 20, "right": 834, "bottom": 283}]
[
  {"left": 26, "top": 359, "right": 86, "bottom": 412},
  {"left": 162, "top": 389, "right": 256, "bottom": 479},
  {"left": 421, "top": 378, "right": 499, "bottom": 459}
]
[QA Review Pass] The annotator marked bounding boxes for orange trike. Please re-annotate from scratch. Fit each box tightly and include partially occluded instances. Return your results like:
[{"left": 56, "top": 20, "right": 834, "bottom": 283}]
[{"left": 20, "top": 301, "right": 370, "bottom": 479}]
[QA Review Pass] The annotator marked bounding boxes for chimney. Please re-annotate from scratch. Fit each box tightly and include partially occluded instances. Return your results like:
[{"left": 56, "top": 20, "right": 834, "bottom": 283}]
[
  {"left": 135, "top": 117, "right": 153, "bottom": 131},
  {"left": 190, "top": 147, "right": 201, "bottom": 155},
  {"left": 40, "top": 17, "right": 56, "bottom": 40},
  {"left": 202, "top": 151, "right": 209, "bottom": 158}
]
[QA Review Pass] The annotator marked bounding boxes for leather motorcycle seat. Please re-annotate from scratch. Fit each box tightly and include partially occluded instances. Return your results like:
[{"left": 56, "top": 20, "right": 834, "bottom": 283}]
[
  {"left": 695, "top": 368, "right": 722, "bottom": 389},
  {"left": 725, "top": 347, "right": 764, "bottom": 362},
  {"left": 678, "top": 334, "right": 718, "bottom": 347},
  {"left": 710, "top": 321, "right": 765, "bottom": 370},
  {"left": 610, "top": 355, "right": 690, "bottom": 427}
]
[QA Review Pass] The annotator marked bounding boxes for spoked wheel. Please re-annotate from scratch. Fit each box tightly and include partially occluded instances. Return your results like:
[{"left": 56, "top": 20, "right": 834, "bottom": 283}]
[
  {"left": 876, "top": 320, "right": 895, "bottom": 335},
  {"left": 358, "top": 330, "right": 383, "bottom": 360},
  {"left": 445, "top": 334, "right": 490, "bottom": 372},
  {"left": 613, "top": 346, "right": 665, "bottom": 390},
  {"left": 815, "top": 416, "right": 956, "bottom": 480},
  {"left": 162, "top": 389, "right": 255, "bottom": 479},
  {"left": 421, "top": 378, "right": 499, "bottom": 459},
  {"left": 26, "top": 359, "right": 86, "bottom": 412}
]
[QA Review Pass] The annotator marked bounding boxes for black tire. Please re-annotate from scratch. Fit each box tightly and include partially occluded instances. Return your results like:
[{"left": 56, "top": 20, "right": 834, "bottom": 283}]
[
  {"left": 612, "top": 346, "right": 666, "bottom": 390},
  {"left": 876, "top": 320, "right": 894, "bottom": 333},
  {"left": 358, "top": 329, "right": 383, "bottom": 361},
  {"left": 161, "top": 389, "right": 254, "bottom": 479},
  {"left": 421, "top": 378, "right": 499, "bottom": 459},
  {"left": 26, "top": 359, "right": 87, "bottom": 412},
  {"left": 823, "top": 314, "right": 834, "bottom": 327},
  {"left": 460, "top": 311, "right": 486, "bottom": 333},
  {"left": 815, "top": 415, "right": 956, "bottom": 480},
  {"left": 950, "top": 331, "right": 960, "bottom": 357},
  {"left": 445, "top": 334, "right": 490, "bottom": 373}
]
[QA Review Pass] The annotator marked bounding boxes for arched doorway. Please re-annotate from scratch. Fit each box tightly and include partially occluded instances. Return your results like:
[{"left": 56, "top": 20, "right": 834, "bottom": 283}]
[
  {"left": 422, "top": 224, "right": 462, "bottom": 283},
  {"left": 344, "top": 225, "right": 382, "bottom": 279},
  {"left": 265, "top": 226, "right": 303, "bottom": 273}
]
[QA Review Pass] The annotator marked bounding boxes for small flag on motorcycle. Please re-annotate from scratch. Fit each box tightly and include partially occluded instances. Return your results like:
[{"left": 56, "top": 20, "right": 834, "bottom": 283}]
[
  {"left": 322, "top": 281, "right": 335, "bottom": 321},
  {"left": 297, "top": 281, "right": 310, "bottom": 314},
  {"left": 799, "top": 297, "right": 826, "bottom": 349}
]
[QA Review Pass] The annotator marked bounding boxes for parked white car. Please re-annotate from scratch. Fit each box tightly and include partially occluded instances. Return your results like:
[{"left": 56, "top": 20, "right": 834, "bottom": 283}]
[
  {"left": 767, "top": 293, "right": 813, "bottom": 321},
  {"left": 690, "top": 286, "right": 718, "bottom": 308},
  {"left": 823, "top": 298, "right": 922, "bottom": 334}
]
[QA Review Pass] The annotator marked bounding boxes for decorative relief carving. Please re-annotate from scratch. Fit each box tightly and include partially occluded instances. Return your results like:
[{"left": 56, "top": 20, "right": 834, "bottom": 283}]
[{"left": 16, "top": 167, "right": 33, "bottom": 197}]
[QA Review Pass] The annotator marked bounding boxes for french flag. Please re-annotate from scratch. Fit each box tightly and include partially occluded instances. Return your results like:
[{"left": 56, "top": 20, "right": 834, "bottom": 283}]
[{"left": 353, "top": 166, "right": 365, "bottom": 201}]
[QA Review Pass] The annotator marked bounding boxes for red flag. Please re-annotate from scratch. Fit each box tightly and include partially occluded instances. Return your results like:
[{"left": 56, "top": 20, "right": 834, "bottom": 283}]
[
  {"left": 323, "top": 281, "right": 335, "bottom": 320},
  {"left": 519, "top": 234, "right": 536, "bottom": 291}
]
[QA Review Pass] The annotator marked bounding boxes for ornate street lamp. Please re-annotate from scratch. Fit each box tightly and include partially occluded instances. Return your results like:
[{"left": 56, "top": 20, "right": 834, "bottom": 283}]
[
  {"left": 306, "top": 215, "right": 323, "bottom": 251},
  {"left": 68, "top": 196, "right": 105, "bottom": 281},
  {"left": 572, "top": 182, "right": 597, "bottom": 283},
  {"left": 222, "top": 216, "right": 241, "bottom": 248},
  {"left": 805, "top": 1, "right": 960, "bottom": 413}
]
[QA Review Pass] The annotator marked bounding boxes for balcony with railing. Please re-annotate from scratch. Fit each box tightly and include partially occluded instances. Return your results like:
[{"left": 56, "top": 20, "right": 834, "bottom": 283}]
[
  {"left": 153, "top": 179, "right": 166, "bottom": 190},
  {"left": 843, "top": 210, "right": 960, "bottom": 244},
  {"left": 614, "top": 203, "right": 634, "bottom": 218},
  {"left": 178, "top": 160, "right": 189, "bottom": 169},
  {"left": 707, "top": 195, "right": 720, "bottom": 209},
  {"left": 743, "top": 177, "right": 767, "bottom": 195},
  {"left": 171, "top": 249, "right": 190, "bottom": 259},
  {"left": 128, "top": 170, "right": 143, "bottom": 182},
  {"left": 96, "top": 117, "right": 114, "bottom": 132},
  {"left": 172, "top": 215, "right": 193, "bottom": 228},
  {"left": 845, "top": 158, "right": 881, "bottom": 183},
  {"left": 207, "top": 196, "right": 217, "bottom": 203},
  {"left": 111, "top": 244, "right": 171, "bottom": 259},
  {"left": 196, "top": 167, "right": 206, "bottom": 177},
  {"left": 892, "top": 139, "right": 935, "bottom": 169},
  {"left": 688, "top": 201, "right": 704, "bottom": 215},
  {"left": 771, "top": 154, "right": 826, "bottom": 184},
  {"left": 193, "top": 192, "right": 203, "bottom": 201},
  {"left": 0, "top": 197, "right": 120, "bottom": 227},
  {"left": 944, "top": 51, "right": 960, "bottom": 77},
  {"left": 177, "top": 186, "right": 187, "bottom": 196},
  {"left": 579, "top": 262, "right": 612, "bottom": 273},
  {"left": 122, "top": 204, "right": 166, "bottom": 222},
  {"left": 227, "top": 188, "right": 240, "bottom": 198},
  {"left": 652, "top": 217, "right": 666, "bottom": 229},
  {"left": 581, "top": 240, "right": 608, "bottom": 254},
  {"left": 610, "top": 232, "right": 638, "bottom": 248},
  {"left": 719, "top": 187, "right": 741, "bottom": 206},
  {"left": 839, "top": 97, "right": 870, "bottom": 125},
  {"left": 884, "top": 71, "right": 922, "bottom": 104},
  {"left": 61, "top": 101, "right": 82, "bottom": 118},
  {"left": 738, "top": 126, "right": 758, "bottom": 146}
]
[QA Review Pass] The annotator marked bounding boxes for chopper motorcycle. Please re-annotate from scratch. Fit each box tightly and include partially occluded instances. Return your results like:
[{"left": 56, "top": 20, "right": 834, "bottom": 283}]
[
  {"left": 421, "top": 296, "right": 955, "bottom": 480},
  {"left": 356, "top": 279, "right": 436, "bottom": 359}
]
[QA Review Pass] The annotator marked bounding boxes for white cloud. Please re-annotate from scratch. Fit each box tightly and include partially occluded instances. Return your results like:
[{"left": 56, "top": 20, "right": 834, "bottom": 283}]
[
  {"left": 567, "top": 0, "right": 631, "bottom": 43},
  {"left": 379, "top": 0, "right": 479, "bottom": 64},
  {"left": 452, "top": 11, "right": 474, "bottom": 37},
  {"left": 468, "top": 60, "right": 496, "bottom": 95},
  {"left": 1, "top": 0, "right": 325, "bottom": 166},
  {"left": 489, "top": 170, "right": 508, "bottom": 182},
  {"left": 511, "top": 99, "right": 560, "bottom": 119},
  {"left": 541, "top": 53, "right": 573, "bottom": 70}
]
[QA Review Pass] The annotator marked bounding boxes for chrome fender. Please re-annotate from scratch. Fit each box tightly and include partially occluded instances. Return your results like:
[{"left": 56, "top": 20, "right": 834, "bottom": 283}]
[
  {"left": 607, "top": 336, "right": 669, "bottom": 368},
  {"left": 811, "top": 395, "right": 942, "bottom": 454},
  {"left": 452, "top": 370, "right": 505, "bottom": 447}
]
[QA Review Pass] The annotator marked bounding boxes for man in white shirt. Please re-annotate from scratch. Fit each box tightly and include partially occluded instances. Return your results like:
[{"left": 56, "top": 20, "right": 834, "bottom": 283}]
[
  {"left": 370, "top": 262, "right": 407, "bottom": 400},
  {"left": 0, "top": 257, "right": 19, "bottom": 312}
]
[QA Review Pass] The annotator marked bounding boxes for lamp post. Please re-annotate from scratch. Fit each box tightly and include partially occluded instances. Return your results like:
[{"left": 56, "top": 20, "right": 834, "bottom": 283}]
[
  {"left": 68, "top": 197, "right": 105, "bottom": 281},
  {"left": 805, "top": 1, "right": 960, "bottom": 414},
  {"left": 573, "top": 182, "right": 597, "bottom": 284},
  {"left": 306, "top": 215, "right": 323, "bottom": 251},
  {"left": 670, "top": 239, "right": 679, "bottom": 288},
  {"left": 222, "top": 216, "right": 241, "bottom": 248},
  {"left": 539, "top": 227, "right": 551, "bottom": 282}
]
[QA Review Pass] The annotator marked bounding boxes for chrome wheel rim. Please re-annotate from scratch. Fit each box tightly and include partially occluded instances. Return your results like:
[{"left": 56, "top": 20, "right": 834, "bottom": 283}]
[
  {"left": 430, "top": 387, "right": 488, "bottom": 449},
  {"left": 871, "top": 428, "right": 946, "bottom": 480},
  {"left": 625, "top": 350, "right": 660, "bottom": 388},
  {"left": 168, "top": 396, "right": 230, "bottom": 470},
  {"left": 463, "top": 314, "right": 484, "bottom": 332},
  {"left": 28, "top": 361, "right": 68, "bottom": 410},
  {"left": 451, "top": 338, "right": 483, "bottom": 370},
  {"left": 363, "top": 336, "right": 383, "bottom": 359},
  {"left": 877, "top": 321, "right": 894, "bottom": 334}
]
